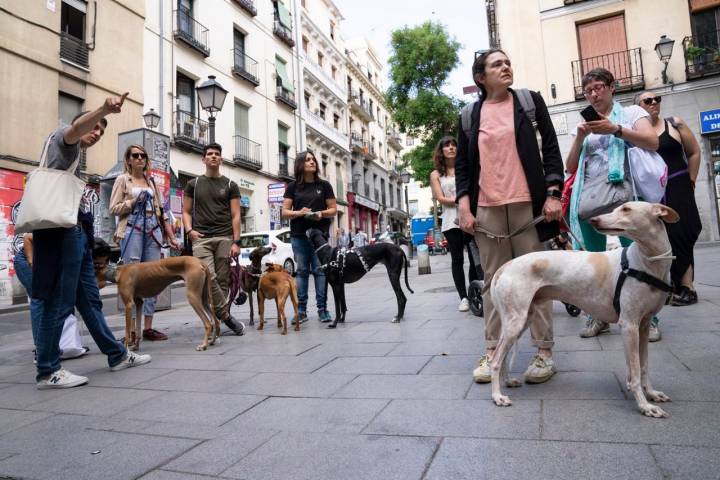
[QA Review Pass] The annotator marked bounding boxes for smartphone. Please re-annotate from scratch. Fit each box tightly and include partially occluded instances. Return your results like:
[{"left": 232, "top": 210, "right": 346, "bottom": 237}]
[
  {"left": 580, "top": 105, "right": 602, "bottom": 122},
  {"left": 304, "top": 211, "right": 319, "bottom": 219}
]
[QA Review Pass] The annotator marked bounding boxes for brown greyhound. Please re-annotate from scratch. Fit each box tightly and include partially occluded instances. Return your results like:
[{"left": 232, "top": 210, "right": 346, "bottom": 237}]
[
  {"left": 252, "top": 247, "right": 299, "bottom": 335},
  {"left": 116, "top": 256, "right": 220, "bottom": 351}
]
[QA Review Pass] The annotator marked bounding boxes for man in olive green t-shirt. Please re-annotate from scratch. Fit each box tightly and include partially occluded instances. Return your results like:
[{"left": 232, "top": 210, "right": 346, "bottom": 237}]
[{"left": 183, "top": 143, "right": 245, "bottom": 335}]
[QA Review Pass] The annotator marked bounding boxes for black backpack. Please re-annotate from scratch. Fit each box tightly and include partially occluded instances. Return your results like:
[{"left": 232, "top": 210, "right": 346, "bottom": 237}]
[{"left": 460, "top": 88, "right": 537, "bottom": 139}]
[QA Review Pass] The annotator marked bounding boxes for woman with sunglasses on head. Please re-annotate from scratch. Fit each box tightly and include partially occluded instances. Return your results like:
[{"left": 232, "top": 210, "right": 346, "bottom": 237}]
[
  {"left": 636, "top": 91, "right": 702, "bottom": 309},
  {"left": 429, "top": 136, "right": 481, "bottom": 312},
  {"left": 109, "top": 145, "right": 180, "bottom": 341},
  {"left": 282, "top": 149, "right": 337, "bottom": 324},
  {"left": 566, "top": 68, "right": 659, "bottom": 340}
]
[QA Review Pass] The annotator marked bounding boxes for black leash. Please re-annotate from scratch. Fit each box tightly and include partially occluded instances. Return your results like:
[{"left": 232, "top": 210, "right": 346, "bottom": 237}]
[{"left": 612, "top": 247, "right": 673, "bottom": 315}]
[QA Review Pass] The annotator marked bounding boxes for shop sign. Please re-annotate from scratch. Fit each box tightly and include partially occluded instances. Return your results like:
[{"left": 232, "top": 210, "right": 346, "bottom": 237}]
[
  {"left": 268, "top": 182, "right": 286, "bottom": 203},
  {"left": 353, "top": 194, "right": 379, "bottom": 212},
  {"left": 240, "top": 195, "right": 251, "bottom": 208},
  {"left": 238, "top": 178, "right": 255, "bottom": 189},
  {"left": 700, "top": 108, "right": 720, "bottom": 135}
]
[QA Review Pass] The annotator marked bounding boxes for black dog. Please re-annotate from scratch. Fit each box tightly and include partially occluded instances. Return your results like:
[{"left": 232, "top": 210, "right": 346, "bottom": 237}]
[{"left": 306, "top": 228, "right": 414, "bottom": 328}]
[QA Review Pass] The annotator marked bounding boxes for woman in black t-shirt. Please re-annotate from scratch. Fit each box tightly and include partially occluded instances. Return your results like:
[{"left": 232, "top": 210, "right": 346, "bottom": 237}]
[{"left": 282, "top": 150, "right": 337, "bottom": 324}]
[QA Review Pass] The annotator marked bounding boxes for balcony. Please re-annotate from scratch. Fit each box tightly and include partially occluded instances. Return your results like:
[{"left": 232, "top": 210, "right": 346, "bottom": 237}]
[
  {"left": 232, "top": 0, "right": 257, "bottom": 16},
  {"left": 305, "top": 110, "right": 350, "bottom": 151},
  {"left": 232, "top": 50, "right": 260, "bottom": 86},
  {"left": 350, "top": 132, "right": 367, "bottom": 153},
  {"left": 682, "top": 31, "right": 720, "bottom": 81},
  {"left": 348, "top": 91, "right": 374, "bottom": 123},
  {"left": 276, "top": 86, "right": 297, "bottom": 110},
  {"left": 571, "top": 48, "right": 644, "bottom": 99},
  {"left": 365, "top": 144, "right": 377, "bottom": 161},
  {"left": 387, "top": 129, "right": 403, "bottom": 151},
  {"left": 563, "top": 0, "right": 592, "bottom": 4},
  {"left": 60, "top": 32, "right": 89, "bottom": 68},
  {"left": 174, "top": 110, "right": 208, "bottom": 153},
  {"left": 233, "top": 135, "right": 263, "bottom": 170},
  {"left": 278, "top": 156, "right": 294, "bottom": 181},
  {"left": 174, "top": 8, "right": 210, "bottom": 57},
  {"left": 303, "top": 57, "right": 347, "bottom": 103},
  {"left": 273, "top": 18, "right": 295, "bottom": 48}
]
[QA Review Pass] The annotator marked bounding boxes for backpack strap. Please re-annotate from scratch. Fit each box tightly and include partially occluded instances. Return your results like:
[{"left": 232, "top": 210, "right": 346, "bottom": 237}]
[
  {"left": 516, "top": 88, "right": 536, "bottom": 128},
  {"left": 665, "top": 116, "right": 679, "bottom": 130},
  {"left": 460, "top": 102, "right": 476, "bottom": 139}
]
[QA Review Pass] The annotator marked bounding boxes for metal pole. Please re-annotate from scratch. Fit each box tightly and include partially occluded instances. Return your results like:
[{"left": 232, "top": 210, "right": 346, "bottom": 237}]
[{"left": 209, "top": 114, "right": 216, "bottom": 143}]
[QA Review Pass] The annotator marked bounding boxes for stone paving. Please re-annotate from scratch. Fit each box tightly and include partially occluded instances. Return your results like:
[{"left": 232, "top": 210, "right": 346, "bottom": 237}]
[{"left": 0, "top": 246, "right": 719, "bottom": 479}]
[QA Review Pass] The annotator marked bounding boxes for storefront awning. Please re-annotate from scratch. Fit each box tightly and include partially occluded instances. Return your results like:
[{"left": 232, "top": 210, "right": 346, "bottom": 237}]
[{"left": 385, "top": 208, "right": 408, "bottom": 219}]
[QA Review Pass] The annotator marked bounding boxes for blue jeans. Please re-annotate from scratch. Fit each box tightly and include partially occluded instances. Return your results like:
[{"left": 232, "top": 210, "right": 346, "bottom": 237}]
[
  {"left": 35, "top": 226, "right": 126, "bottom": 380},
  {"left": 291, "top": 236, "right": 327, "bottom": 313},
  {"left": 13, "top": 249, "right": 42, "bottom": 345},
  {"left": 120, "top": 213, "right": 163, "bottom": 316}
]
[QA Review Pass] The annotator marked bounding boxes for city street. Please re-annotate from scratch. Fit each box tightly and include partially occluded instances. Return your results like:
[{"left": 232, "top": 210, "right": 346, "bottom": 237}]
[{"left": 0, "top": 248, "right": 719, "bottom": 479}]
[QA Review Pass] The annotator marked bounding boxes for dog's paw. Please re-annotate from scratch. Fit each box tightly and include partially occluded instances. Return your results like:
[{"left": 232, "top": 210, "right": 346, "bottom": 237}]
[
  {"left": 506, "top": 378, "right": 522, "bottom": 388},
  {"left": 645, "top": 389, "right": 671, "bottom": 403},
  {"left": 195, "top": 345, "right": 208, "bottom": 351},
  {"left": 391, "top": 316, "right": 400, "bottom": 323},
  {"left": 326, "top": 324, "right": 336, "bottom": 329},
  {"left": 639, "top": 403, "right": 669, "bottom": 418},
  {"left": 493, "top": 395, "right": 513, "bottom": 407},
  {"left": 256, "top": 324, "right": 264, "bottom": 331},
  {"left": 248, "top": 320, "right": 255, "bottom": 326}
]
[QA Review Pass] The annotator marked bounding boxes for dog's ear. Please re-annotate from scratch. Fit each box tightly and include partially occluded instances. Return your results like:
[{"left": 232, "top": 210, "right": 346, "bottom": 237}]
[{"left": 652, "top": 204, "right": 680, "bottom": 224}]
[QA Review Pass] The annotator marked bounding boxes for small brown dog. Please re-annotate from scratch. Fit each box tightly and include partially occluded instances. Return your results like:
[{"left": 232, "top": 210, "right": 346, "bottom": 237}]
[
  {"left": 116, "top": 256, "right": 220, "bottom": 351},
  {"left": 257, "top": 261, "right": 300, "bottom": 335}
]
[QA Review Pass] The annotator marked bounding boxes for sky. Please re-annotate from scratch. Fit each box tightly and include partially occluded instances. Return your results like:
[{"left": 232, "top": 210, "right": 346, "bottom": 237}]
[{"left": 334, "top": 0, "right": 489, "bottom": 99}]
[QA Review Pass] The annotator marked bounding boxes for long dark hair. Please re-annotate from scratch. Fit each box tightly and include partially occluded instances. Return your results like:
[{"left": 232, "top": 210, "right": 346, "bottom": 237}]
[
  {"left": 432, "top": 136, "right": 457, "bottom": 177},
  {"left": 472, "top": 48, "right": 508, "bottom": 97},
  {"left": 294, "top": 149, "right": 320, "bottom": 184}
]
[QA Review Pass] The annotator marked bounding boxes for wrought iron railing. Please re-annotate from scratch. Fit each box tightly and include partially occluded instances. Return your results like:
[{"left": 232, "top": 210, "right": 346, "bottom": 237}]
[
  {"left": 174, "top": 8, "right": 210, "bottom": 56},
  {"left": 233, "top": 135, "right": 262, "bottom": 170},
  {"left": 174, "top": 110, "right": 208, "bottom": 151},
  {"left": 348, "top": 91, "right": 374, "bottom": 121},
  {"left": 232, "top": 0, "right": 257, "bottom": 16},
  {"left": 571, "top": 47, "right": 644, "bottom": 99},
  {"left": 278, "top": 155, "right": 293, "bottom": 179},
  {"left": 59, "top": 32, "right": 89, "bottom": 68},
  {"left": 232, "top": 50, "right": 260, "bottom": 85},
  {"left": 273, "top": 18, "right": 295, "bottom": 47},
  {"left": 366, "top": 144, "right": 377, "bottom": 159},
  {"left": 682, "top": 30, "right": 720, "bottom": 80},
  {"left": 276, "top": 86, "right": 297, "bottom": 109}
]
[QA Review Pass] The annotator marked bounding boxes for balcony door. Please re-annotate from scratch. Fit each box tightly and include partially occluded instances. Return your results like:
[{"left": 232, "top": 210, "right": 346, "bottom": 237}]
[
  {"left": 178, "top": 0, "right": 193, "bottom": 36},
  {"left": 177, "top": 73, "right": 195, "bottom": 115},
  {"left": 577, "top": 15, "right": 629, "bottom": 86},
  {"left": 235, "top": 101, "right": 249, "bottom": 138},
  {"left": 234, "top": 29, "right": 246, "bottom": 69}
]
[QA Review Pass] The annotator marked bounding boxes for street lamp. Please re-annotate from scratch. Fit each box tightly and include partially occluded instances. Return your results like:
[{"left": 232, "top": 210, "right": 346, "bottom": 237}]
[
  {"left": 654, "top": 35, "right": 675, "bottom": 84},
  {"left": 142, "top": 108, "right": 161, "bottom": 130},
  {"left": 196, "top": 75, "right": 228, "bottom": 143}
]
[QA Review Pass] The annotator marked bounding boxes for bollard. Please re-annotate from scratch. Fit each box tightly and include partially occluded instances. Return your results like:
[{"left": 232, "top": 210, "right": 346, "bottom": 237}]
[
  {"left": 417, "top": 244, "right": 431, "bottom": 275},
  {"left": 399, "top": 244, "right": 410, "bottom": 260}
]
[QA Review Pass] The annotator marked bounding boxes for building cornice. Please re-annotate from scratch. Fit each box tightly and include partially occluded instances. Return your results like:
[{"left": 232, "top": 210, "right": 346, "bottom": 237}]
[
  {"left": 539, "top": 0, "right": 624, "bottom": 20},
  {"left": 345, "top": 56, "right": 388, "bottom": 108},
  {"left": 301, "top": 10, "right": 344, "bottom": 63}
]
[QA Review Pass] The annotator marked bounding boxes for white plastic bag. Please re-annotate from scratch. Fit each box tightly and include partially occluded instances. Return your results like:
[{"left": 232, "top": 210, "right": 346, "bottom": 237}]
[
  {"left": 628, "top": 147, "right": 668, "bottom": 203},
  {"left": 59, "top": 314, "right": 85, "bottom": 359}
]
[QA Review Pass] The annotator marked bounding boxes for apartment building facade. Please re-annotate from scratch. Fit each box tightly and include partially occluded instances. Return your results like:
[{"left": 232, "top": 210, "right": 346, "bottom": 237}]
[{"left": 489, "top": 0, "right": 720, "bottom": 241}]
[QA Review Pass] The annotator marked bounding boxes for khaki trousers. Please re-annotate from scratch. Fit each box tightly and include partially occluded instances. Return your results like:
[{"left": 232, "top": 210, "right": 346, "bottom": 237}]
[
  {"left": 474, "top": 202, "right": 554, "bottom": 349},
  {"left": 192, "top": 236, "right": 232, "bottom": 319}
]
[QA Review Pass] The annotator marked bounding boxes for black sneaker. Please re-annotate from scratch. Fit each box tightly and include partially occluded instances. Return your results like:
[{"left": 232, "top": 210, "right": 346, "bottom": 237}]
[
  {"left": 672, "top": 286, "right": 697, "bottom": 306},
  {"left": 291, "top": 312, "right": 308, "bottom": 325},
  {"left": 223, "top": 315, "right": 246, "bottom": 336}
]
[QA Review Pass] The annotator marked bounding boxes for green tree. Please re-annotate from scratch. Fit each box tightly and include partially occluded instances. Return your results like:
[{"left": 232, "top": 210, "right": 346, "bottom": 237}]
[{"left": 386, "top": 21, "right": 463, "bottom": 186}]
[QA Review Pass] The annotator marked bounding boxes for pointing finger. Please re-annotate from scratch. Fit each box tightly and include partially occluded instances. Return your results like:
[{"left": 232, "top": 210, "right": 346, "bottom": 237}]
[{"left": 119, "top": 92, "right": 129, "bottom": 105}]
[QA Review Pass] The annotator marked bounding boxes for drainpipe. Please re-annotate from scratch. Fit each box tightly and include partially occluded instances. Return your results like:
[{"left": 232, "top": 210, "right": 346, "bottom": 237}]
[{"left": 158, "top": 0, "right": 164, "bottom": 132}]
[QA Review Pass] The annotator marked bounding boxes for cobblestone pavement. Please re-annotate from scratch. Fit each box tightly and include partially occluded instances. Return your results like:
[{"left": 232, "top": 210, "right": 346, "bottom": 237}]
[{"left": 0, "top": 246, "right": 719, "bottom": 479}]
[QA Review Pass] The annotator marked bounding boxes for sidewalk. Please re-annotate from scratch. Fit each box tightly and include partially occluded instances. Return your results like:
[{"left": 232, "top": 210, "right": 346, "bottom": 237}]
[{"left": 0, "top": 247, "right": 719, "bottom": 479}]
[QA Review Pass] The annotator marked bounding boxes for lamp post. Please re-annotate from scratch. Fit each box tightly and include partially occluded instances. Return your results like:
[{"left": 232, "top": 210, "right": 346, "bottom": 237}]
[
  {"left": 195, "top": 75, "right": 228, "bottom": 143},
  {"left": 400, "top": 171, "right": 411, "bottom": 230},
  {"left": 142, "top": 108, "right": 161, "bottom": 130},
  {"left": 654, "top": 35, "right": 675, "bottom": 84}
]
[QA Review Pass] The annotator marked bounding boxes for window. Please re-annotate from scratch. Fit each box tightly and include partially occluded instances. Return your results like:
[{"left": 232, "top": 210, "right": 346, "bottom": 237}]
[
  {"left": 691, "top": 5, "right": 720, "bottom": 51},
  {"left": 369, "top": 99, "right": 374, "bottom": 114},
  {"left": 278, "top": 123, "right": 290, "bottom": 169},
  {"left": 275, "top": 56, "right": 294, "bottom": 93},
  {"left": 301, "top": 0, "right": 306, "bottom": 7},
  {"left": 330, "top": 21, "right": 336, "bottom": 40},
  {"left": 61, "top": 0, "right": 86, "bottom": 40},
  {"left": 321, "top": 154, "right": 328, "bottom": 175},
  {"left": 406, "top": 136, "right": 414, "bottom": 146},
  {"left": 58, "top": 92, "right": 82, "bottom": 127},
  {"left": 577, "top": 15, "right": 629, "bottom": 80},
  {"left": 304, "top": 91, "right": 311, "bottom": 109},
  {"left": 331, "top": 65, "right": 337, "bottom": 80},
  {"left": 177, "top": 72, "right": 195, "bottom": 114},
  {"left": 178, "top": 0, "right": 194, "bottom": 36},
  {"left": 302, "top": 36, "right": 309, "bottom": 53},
  {"left": 234, "top": 29, "right": 246, "bottom": 68},
  {"left": 319, "top": 102, "right": 326, "bottom": 120},
  {"left": 333, "top": 113, "right": 340, "bottom": 129},
  {"left": 317, "top": 52, "right": 324, "bottom": 67},
  {"left": 234, "top": 101, "right": 249, "bottom": 138}
]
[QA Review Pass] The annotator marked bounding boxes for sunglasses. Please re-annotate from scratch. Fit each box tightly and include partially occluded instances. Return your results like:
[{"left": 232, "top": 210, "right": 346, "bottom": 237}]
[
  {"left": 130, "top": 152, "right": 148, "bottom": 160},
  {"left": 642, "top": 96, "right": 662, "bottom": 106}
]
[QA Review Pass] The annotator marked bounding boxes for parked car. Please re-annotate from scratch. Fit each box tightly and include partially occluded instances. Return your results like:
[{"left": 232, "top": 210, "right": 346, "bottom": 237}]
[
  {"left": 371, "top": 230, "right": 402, "bottom": 245},
  {"left": 237, "top": 229, "right": 295, "bottom": 274},
  {"left": 424, "top": 228, "right": 448, "bottom": 255}
]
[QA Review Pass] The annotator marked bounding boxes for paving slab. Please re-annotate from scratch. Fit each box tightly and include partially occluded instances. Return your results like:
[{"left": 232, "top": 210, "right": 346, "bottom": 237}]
[
  {"left": 114, "top": 391, "right": 266, "bottom": 427},
  {"left": 228, "top": 353, "right": 336, "bottom": 373},
  {"left": 138, "top": 354, "right": 245, "bottom": 371},
  {"left": 424, "top": 437, "right": 662, "bottom": 480},
  {"left": 334, "top": 373, "right": 471, "bottom": 399},
  {"left": 221, "top": 431, "right": 439, "bottom": 480},
  {"left": 28, "top": 386, "right": 162, "bottom": 417},
  {"left": 542, "top": 399, "right": 720, "bottom": 447},
  {"left": 139, "top": 471, "right": 230, "bottom": 480},
  {"left": 134, "top": 370, "right": 257, "bottom": 393},
  {"left": 0, "top": 408, "right": 50, "bottom": 436},
  {"left": 315, "top": 355, "right": 431, "bottom": 375},
  {"left": 467, "top": 372, "right": 626, "bottom": 400},
  {"left": 224, "top": 372, "right": 356, "bottom": 397},
  {"left": 0, "top": 383, "right": 75, "bottom": 409},
  {"left": 387, "top": 339, "right": 482, "bottom": 356},
  {"left": 309, "top": 341, "right": 400, "bottom": 356},
  {"left": 364, "top": 399, "right": 541, "bottom": 439},
  {"left": 650, "top": 445, "right": 720, "bottom": 480}
]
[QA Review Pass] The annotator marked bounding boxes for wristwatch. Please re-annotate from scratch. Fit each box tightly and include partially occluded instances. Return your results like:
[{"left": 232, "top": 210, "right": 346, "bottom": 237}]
[
  {"left": 546, "top": 189, "right": 562, "bottom": 200},
  {"left": 234, "top": 239, "right": 242, "bottom": 246},
  {"left": 613, "top": 124, "right": 623, "bottom": 138}
]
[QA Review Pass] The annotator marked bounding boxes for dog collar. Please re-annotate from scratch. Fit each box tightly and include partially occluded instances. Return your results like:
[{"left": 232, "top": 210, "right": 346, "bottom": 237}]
[
  {"left": 315, "top": 242, "right": 331, "bottom": 254},
  {"left": 645, "top": 249, "right": 676, "bottom": 262},
  {"left": 613, "top": 247, "right": 673, "bottom": 315}
]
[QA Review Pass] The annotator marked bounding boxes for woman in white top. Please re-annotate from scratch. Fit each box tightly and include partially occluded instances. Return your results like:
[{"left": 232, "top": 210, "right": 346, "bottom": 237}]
[
  {"left": 109, "top": 144, "right": 179, "bottom": 341},
  {"left": 430, "top": 136, "right": 481, "bottom": 312}
]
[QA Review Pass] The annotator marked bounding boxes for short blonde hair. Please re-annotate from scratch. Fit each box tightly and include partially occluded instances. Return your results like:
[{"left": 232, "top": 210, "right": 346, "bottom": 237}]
[{"left": 123, "top": 144, "right": 150, "bottom": 174}]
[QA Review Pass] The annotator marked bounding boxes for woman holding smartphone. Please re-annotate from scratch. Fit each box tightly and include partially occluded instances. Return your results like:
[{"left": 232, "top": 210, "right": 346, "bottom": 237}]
[
  {"left": 282, "top": 150, "right": 337, "bottom": 324},
  {"left": 566, "top": 68, "right": 658, "bottom": 338}
]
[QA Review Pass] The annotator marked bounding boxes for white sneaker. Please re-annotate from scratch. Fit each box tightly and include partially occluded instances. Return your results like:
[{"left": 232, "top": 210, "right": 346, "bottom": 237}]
[
  {"left": 472, "top": 354, "right": 492, "bottom": 383},
  {"left": 458, "top": 298, "right": 470, "bottom": 312},
  {"left": 110, "top": 351, "right": 152, "bottom": 372},
  {"left": 37, "top": 368, "right": 88, "bottom": 390}
]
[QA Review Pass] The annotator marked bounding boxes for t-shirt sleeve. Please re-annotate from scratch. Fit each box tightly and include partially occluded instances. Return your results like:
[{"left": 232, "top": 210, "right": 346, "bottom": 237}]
[
  {"left": 322, "top": 180, "right": 336, "bottom": 200},
  {"left": 228, "top": 179, "right": 241, "bottom": 199},
  {"left": 185, "top": 179, "right": 196, "bottom": 198},
  {"left": 625, "top": 105, "right": 650, "bottom": 130},
  {"left": 45, "top": 127, "right": 81, "bottom": 171},
  {"left": 283, "top": 181, "right": 296, "bottom": 199}
]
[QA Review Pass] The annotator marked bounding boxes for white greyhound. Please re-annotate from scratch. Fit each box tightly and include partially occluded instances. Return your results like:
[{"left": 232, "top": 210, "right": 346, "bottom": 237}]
[{"left": 489, "top": 202, "right": 679, "bottom": 418}]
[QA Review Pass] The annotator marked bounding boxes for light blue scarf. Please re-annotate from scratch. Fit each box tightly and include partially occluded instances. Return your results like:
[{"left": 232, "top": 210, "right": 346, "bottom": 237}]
[{"left": 569, "top": 101, "right": 626, "bottom": 249}]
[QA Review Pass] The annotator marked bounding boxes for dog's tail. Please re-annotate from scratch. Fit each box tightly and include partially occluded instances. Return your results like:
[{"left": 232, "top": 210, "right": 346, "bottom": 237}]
[{"left": 403, "top": 252, "right": 414, "bottom": 294}]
